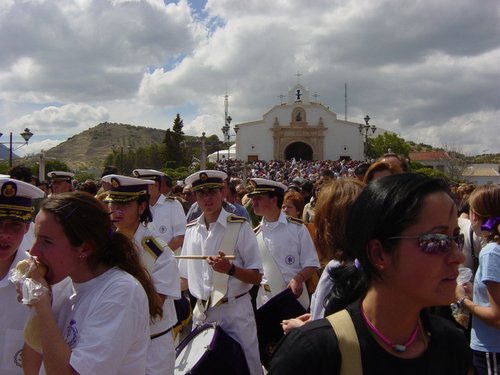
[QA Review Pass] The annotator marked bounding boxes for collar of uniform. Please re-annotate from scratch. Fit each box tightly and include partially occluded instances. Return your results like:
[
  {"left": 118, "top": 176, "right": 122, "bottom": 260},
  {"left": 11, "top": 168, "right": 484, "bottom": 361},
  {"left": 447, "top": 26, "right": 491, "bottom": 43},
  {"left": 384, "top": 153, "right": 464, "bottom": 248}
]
[
  {"left": 133, "top": 223, "right": 149, "bottom": 246},
  {"left": 261, "top": 211, "right": 288, "bottom": 227},
  {"left": 197, "top": 207, "right": 230, "bottom": 229},
  {"left": 151, "top": 194, "right": 167, "bottom": 207}
]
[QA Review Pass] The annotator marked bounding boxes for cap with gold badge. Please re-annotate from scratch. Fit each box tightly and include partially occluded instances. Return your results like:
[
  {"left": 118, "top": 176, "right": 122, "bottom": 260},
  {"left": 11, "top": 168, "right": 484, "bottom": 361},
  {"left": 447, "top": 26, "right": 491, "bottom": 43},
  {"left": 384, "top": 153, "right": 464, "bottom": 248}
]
[
  {"left": 0, "top": 178, "right": 45, "bottom": 222},
  {"left": 185, "top": 170, "right": 228, "bottom": 192},
  {"left": 247, "top": 178, "right": 287, "bottom": 197},
  {"left": 101, "top": 174, "right": 155, "bottom": 203}
]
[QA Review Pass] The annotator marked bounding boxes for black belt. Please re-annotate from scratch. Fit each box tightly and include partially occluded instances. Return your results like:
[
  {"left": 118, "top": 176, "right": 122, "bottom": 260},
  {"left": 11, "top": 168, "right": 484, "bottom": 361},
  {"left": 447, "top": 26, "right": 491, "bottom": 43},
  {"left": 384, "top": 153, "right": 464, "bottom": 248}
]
[
  {"left": 200, "top": 292, "right": 248, "bottom": 307},
  {"left": 150, "top": 327, "right": 172, "bottom": 340}
]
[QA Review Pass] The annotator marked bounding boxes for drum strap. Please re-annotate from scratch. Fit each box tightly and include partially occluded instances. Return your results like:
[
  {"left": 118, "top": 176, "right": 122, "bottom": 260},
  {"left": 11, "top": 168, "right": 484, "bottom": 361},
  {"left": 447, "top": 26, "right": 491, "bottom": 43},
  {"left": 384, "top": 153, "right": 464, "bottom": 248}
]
[
  {"left": 326, "top": 310, "right": 362, "bottom": 375},
  {"left": 210, "top": 221, "right": 242, "bottom": 308}
]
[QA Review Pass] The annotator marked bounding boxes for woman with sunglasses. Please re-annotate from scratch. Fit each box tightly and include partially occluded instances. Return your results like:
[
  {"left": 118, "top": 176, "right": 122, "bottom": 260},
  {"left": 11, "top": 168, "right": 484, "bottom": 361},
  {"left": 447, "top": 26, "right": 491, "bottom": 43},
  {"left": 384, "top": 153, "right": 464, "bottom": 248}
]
[
  {"left": 456, "top": 184, "right": 500, "bottom": 375},
  {"left": 268, "top": 173, "right": 472, "bottom": 374}
]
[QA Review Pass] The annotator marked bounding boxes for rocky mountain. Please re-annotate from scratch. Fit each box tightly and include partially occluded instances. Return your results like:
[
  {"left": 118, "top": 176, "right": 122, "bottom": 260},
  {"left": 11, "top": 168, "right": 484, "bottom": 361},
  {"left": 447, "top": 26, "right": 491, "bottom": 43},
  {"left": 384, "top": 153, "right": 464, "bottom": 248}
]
[{"left": 44, "top": 122, "right": 166, "bottom": 169}]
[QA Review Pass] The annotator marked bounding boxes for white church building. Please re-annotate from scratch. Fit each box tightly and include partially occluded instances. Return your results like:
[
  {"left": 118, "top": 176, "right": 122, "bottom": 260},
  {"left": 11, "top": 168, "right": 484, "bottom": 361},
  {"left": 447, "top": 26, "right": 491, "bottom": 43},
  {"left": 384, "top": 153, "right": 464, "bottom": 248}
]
[{"left": 231, "top": 83, "right": 371, "bottom": 162}]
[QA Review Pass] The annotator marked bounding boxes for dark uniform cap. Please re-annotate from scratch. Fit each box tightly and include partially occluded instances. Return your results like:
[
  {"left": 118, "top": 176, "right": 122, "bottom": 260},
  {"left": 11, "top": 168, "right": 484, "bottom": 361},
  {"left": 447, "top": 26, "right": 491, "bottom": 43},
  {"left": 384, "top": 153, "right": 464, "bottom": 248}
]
[
  {"left": 0, "top": 178, "right": 45, "bottom": 222},
  {"left": 185, "top": 170, "right": 228, "bottom": 192},
  {"left": 47, "top": 171, "right": 74, "bottom": 182},
  {"left": 101, "top": 174, "right": 155, "bottom": 203},
  {"left": 247, "top": 178, "right": 287, "bottom": 197}
]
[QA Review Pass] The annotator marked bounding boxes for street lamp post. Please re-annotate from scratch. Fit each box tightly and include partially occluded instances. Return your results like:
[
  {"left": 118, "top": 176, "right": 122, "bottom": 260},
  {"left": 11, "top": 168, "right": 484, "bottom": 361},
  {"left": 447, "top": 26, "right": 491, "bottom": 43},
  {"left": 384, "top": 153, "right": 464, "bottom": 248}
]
[
  {"left": 0, "top": 128, "right": 34, "bottom": 168},
  {"left": 358, "top": 115, "right": 376, "bottom": 160},
  {"left": 221, "top": 117, "right": 239, "bottom": 161}
]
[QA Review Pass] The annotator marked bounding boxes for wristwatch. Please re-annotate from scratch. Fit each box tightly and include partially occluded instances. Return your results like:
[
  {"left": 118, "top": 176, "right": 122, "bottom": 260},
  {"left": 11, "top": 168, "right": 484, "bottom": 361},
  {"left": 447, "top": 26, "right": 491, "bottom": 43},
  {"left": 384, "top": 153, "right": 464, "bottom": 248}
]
[{"left": 227, "top": 263, "right": 236, "bottom": 276}]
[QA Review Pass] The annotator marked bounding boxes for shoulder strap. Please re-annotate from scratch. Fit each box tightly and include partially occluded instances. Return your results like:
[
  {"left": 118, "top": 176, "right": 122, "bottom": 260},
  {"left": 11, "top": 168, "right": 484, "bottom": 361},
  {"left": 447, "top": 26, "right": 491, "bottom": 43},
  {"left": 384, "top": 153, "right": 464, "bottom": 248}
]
[
  {"left": 469, "top": 225, "right": 479, "bottom": 274},
  {"left": 210, "top": 221, "right": 242, "bottom": 308},
  {"left": 326, "top": 309, "right": 363, "bottom": 375}
]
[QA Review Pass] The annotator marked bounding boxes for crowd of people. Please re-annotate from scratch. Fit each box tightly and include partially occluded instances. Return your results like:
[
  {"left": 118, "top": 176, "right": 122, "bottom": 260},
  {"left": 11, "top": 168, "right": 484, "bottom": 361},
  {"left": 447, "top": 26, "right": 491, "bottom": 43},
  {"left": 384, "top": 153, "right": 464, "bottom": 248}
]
[{"left": 0, "top": 155, "right": 498, "bottom": 374}]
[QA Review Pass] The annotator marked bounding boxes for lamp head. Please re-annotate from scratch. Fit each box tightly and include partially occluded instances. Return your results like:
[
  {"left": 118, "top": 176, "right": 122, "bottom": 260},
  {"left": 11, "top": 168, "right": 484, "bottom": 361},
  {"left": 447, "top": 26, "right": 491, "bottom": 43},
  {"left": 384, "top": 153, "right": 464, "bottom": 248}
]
[{"left": 20, "top": 128, "right": 33, "bottom": 143}]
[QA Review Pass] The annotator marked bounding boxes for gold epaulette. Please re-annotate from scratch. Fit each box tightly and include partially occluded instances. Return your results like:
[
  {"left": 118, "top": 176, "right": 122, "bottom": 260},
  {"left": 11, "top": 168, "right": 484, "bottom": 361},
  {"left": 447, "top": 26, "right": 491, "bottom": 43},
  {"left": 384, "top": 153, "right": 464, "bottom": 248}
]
[
  {"left": 227, "top": 215, "right": 246, "bottom": 223},
  {"left": 253, "top": 224, "right": 262, "bottom": 234},
  {"left": 142, "top": 237, "right": 165, "bottom": 260},
  {"left": 286, "top": 216, "right": 304, "bottom": 225},
  {"left": 186, "top": 219, "right": 197, "bottom": 228}
]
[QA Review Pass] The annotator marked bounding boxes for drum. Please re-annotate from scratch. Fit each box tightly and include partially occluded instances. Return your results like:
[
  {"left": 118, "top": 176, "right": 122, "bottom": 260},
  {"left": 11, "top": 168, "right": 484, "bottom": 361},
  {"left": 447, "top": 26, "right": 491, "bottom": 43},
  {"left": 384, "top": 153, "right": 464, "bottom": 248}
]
[
  {"left": 255, "top": 288, "right": 307, "bottom": 368},
  {"left": 175, "top": 323, "right": 250, "bottom": 375}
]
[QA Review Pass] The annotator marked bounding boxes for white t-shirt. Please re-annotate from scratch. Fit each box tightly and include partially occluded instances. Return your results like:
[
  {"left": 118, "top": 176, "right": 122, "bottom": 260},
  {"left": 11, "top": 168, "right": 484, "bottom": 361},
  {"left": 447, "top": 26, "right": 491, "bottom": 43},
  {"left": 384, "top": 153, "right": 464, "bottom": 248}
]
[{"left": 41, "top": 268, "right": 150, "bottom": 375}]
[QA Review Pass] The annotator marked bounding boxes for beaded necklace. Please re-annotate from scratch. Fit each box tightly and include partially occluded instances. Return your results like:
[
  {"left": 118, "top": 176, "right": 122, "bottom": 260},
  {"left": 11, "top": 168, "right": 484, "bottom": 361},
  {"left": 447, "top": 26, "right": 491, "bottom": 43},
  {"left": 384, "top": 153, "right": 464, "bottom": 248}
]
[{"left": 360, "top": 305, "right": 420, "bottom": 353}]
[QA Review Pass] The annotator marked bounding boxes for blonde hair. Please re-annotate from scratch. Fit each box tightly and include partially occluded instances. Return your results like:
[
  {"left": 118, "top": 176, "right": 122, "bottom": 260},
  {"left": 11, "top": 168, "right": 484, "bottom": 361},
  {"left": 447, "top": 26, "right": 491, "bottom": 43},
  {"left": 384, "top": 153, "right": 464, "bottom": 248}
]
[{"left": 468, "top": 184, "right": 500, "bottom": 244}]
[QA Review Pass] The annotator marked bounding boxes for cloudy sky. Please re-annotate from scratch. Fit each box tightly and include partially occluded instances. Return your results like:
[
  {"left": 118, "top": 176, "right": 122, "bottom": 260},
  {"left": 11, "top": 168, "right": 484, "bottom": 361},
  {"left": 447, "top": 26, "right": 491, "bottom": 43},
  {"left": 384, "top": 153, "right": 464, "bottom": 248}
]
[{"left": 1, "top": 0, "right": 499, "bottom": 158}]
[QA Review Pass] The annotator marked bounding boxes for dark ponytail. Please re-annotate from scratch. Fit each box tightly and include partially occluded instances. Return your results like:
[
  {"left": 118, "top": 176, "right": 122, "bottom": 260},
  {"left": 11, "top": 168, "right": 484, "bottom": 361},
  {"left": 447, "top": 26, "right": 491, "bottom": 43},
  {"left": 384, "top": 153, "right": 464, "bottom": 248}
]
[{"left": 324, "top": 262, "right": 368, "bottom": 315}]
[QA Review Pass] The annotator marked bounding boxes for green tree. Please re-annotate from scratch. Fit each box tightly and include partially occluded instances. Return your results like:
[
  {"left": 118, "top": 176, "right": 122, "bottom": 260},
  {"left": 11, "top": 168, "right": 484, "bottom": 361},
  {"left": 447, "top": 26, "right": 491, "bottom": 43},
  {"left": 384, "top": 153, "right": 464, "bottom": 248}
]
[
  {"left": 164, "top": 114, "right": 186, "bottom": 168},
  {"left": 367, "top": 133, "right": 412, "bottom": 160}
]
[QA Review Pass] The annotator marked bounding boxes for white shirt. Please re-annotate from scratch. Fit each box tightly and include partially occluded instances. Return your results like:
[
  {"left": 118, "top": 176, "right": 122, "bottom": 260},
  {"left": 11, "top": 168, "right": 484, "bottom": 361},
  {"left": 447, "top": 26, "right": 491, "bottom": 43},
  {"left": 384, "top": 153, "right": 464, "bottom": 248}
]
[
  {"left": 0, "top": 250, "right": 30, "bottom": 374},
  {"left": 310, "top": 259, "right": 341, "bottom": 320},
  {"left": 259, "top": 212, "right": 320, "bottom": 283},
  {"left": 133, "top": 224, "right": 180, "bottom": 333},
  {"left": 42, "top": 268, "right": 150, "bottom": 375},
  {"left": 458, "top": 217, "right": 483, "bottom": 271},
  {"left": 179, "top": 209, "right": 262, "bottom": 300},
  {"left": 148, "top": 194, "right": 186, "bottom": 248}
]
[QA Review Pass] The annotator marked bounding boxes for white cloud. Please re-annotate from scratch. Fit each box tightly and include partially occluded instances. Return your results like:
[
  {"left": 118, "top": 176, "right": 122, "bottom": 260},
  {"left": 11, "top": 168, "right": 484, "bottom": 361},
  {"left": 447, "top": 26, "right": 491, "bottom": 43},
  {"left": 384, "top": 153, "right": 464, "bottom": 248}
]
[
  {"left": 6, "top": 103, "right": 109, "bottom": 135},
  {"left": 0, "top": 0, "right": 498, "bottom": 157}
]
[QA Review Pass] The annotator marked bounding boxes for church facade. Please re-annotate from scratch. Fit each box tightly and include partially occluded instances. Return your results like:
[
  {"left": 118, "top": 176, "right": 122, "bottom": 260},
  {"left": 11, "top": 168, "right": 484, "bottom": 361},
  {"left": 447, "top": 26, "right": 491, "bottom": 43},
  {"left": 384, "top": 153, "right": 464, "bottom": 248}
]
[{"left": 234, "top": 83, "right": 367, "bottom": 162}]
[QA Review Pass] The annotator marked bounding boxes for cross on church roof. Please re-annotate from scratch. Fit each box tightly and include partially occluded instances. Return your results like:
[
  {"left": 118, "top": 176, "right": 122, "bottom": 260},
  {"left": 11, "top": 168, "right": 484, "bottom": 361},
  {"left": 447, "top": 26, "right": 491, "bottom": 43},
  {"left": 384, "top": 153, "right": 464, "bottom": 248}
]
[
  {"left": 278, "top": 93, "right": 285, "bottom": 104},
  {"left": 312, "top": 92, "right": 320, "bottom": 101},
  {"left": 296, "top": 89, "right": 302, "bottom": 101}
]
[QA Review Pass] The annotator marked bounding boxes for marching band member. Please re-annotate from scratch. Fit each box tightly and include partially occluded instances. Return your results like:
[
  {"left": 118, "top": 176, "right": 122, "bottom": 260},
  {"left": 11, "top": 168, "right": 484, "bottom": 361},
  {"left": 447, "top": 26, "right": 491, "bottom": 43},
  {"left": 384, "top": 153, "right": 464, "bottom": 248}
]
[
  {"left": 103, "top": 174, "right": 181, "bottom": 375},
  {"left": 46, "top": 171, "right": 74, "bottom": 195},
  {"left": 250, "top": 178, "right": 319, "bottom": 309},
  {"left": 179, "top": 170, "right": 263, "bottom": 375},
  {"left": 133, "top": 169, "right": 186, "bottom": 252}
]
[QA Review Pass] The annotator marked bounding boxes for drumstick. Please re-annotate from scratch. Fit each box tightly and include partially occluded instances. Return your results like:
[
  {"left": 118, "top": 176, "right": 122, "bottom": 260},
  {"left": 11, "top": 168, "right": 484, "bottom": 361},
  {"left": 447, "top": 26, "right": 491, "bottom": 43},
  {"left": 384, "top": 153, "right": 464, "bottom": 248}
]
[{"left": 175, "top": 255, "right": 236, "bottom": 260}]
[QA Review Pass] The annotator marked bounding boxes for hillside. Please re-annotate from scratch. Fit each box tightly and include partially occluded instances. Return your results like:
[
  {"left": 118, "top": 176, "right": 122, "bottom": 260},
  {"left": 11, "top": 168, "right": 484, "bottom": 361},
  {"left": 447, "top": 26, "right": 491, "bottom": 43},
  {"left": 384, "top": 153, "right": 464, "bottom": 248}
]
[{"left": 44, "top": 122, "right": 166, "bottom": 169}]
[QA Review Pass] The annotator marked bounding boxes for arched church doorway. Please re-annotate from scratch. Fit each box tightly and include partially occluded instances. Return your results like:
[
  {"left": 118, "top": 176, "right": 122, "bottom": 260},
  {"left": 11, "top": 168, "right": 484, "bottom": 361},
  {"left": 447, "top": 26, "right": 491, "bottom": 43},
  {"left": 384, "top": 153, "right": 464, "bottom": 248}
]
[{"left": 285, "top": 142, "right": 313, "bottom": 161}]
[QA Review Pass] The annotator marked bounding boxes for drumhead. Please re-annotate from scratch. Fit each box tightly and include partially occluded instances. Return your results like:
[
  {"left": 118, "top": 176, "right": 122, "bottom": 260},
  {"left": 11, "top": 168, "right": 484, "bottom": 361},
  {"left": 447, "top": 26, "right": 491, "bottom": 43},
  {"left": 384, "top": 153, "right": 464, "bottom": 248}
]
[{"left": 175, "top": 325, "right": 216, "bottom": 374}]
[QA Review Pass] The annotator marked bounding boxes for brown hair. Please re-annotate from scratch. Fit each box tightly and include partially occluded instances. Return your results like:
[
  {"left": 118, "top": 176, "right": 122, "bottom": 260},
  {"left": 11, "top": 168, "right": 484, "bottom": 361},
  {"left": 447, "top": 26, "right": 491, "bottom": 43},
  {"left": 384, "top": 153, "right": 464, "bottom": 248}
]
[
  {"left": 283, "top": 190, "right": 305, "bottom": 217},
  {"left": 363, "top": 161, "right": 402, "bottom": 184},
  {"left": 39, "top": 191, "right": 163, "bottom": 320},
  {"left": 468, "top": 184, "right": 500, "bottom": 244},
  {"left": 313, "top": 178, "right": 365, "bottom": 261}
]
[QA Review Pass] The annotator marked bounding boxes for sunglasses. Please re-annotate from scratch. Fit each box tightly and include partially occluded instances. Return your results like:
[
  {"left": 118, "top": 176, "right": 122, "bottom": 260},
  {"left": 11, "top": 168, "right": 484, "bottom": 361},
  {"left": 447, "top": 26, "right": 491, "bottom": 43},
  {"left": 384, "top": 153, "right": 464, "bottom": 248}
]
[{"left": 386, "top": 233, "right": 464, "bottom": 254}]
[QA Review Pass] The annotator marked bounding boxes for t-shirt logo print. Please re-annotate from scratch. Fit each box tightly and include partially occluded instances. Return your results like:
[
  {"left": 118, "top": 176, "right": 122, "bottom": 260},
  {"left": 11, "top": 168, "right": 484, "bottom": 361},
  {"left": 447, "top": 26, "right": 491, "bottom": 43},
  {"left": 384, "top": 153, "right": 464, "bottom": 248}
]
[
  {"left": 285, "top": 255, "right": 295, "bottom": 265},
  {"left": 14, "top": 349, "right": 22, "bottom": 367},
  {"left": 65, "top": 319, "right": 79, "bottom": 349}
]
